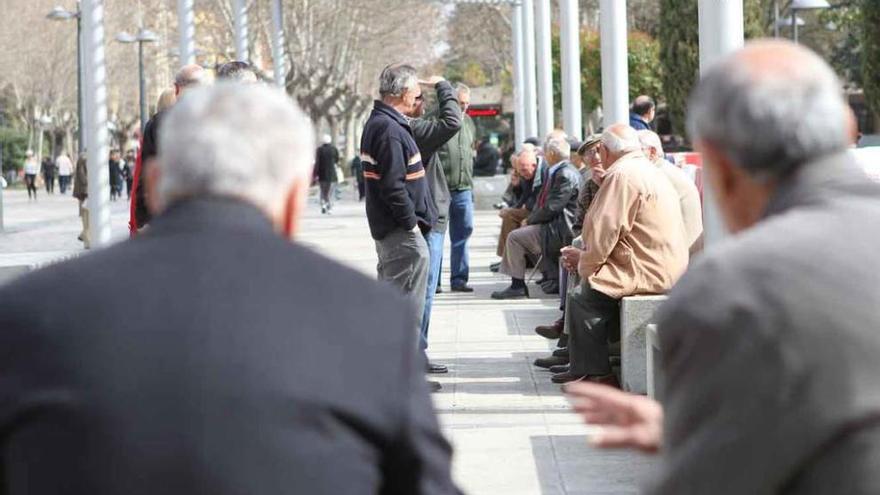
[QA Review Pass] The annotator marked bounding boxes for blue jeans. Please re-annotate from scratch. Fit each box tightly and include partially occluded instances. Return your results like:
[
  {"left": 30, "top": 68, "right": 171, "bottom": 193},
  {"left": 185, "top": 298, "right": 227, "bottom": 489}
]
[
  {"left": 448, "top": 190, "right": 474, "bottom": 288},
  {"left": 420, "top": 230, "right": 444, "bottom": 350}
]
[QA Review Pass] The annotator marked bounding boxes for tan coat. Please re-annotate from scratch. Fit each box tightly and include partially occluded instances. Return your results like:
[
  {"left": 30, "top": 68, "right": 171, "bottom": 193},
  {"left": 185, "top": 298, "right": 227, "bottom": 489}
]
[{"left": 578, "top": 151, "right": 688, "bottom": 299}]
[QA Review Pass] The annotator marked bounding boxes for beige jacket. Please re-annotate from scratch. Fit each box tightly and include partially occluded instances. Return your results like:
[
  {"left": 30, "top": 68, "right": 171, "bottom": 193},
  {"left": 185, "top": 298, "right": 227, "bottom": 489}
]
[{"left": 578, "top": 151, "right": 688, "bottom": 299}]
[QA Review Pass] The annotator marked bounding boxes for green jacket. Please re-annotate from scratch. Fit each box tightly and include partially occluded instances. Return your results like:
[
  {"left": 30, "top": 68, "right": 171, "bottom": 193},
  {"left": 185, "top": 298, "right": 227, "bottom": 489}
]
[{"left": 438, "top": 114, "right": 475, "bottom": 191}]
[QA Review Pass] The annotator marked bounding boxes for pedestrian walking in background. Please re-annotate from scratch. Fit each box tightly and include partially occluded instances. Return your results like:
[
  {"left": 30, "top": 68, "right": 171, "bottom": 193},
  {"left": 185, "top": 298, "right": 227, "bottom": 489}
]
[
  {"left": 23, "top": 150, "right": 39, "bottom": 200},
  {"left": 72, "top": 151, "right": 89, "bottom": 248},
  {"left": 108, "top": 149, "right": 123, "bottom": 201},
  {"left": 315, "top": 134, "right": 339, "bottom": 214},
  {"left": 350, "top": 151, "right": 365, "bottom": 201},
  {"left": 56, "top": 152, "right": 73, "bottom": 194},
  {"left": 41, "top": 155, "right": 56, "bottom": 193},
  {"left": 123, "top": 150, "right": 135, "bottom": 199}
]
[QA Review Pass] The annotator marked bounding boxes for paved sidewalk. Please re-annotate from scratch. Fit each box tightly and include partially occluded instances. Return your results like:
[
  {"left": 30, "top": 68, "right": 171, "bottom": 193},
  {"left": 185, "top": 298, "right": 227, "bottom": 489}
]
[{"left": 0, "top": 185, "right": 656, "bottom": 494}]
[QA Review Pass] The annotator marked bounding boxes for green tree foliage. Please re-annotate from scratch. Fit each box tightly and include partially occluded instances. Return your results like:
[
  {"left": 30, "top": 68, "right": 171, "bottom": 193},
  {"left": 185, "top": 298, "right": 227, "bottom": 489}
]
[
  {"left": 659, "top": 0, "right": 699, "bottom": 136},
  {"left": 0, "top": 127, "right": 29, "bottom": 173},
  {"left": 550, "top": 30, "right": 663, "bottom": 122},
  {"left": 863, "top": 0, "right": 880, "bottom": 120}
]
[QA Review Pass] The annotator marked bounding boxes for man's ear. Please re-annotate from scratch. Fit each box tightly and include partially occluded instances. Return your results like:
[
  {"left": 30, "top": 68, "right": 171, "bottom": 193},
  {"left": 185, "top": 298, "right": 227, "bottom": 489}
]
[
  {"left": 145, "top": 159, "right": 163, "bottom": 215},
  {"left": 281, "top": 180, "right": 309, "bottom": 240}
]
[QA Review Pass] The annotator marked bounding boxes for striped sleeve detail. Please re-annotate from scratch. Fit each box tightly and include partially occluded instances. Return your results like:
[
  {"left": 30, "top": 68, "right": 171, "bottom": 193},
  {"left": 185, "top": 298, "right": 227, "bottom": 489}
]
[
  {"left": 405, "top": 169, "right": 426, "bottom": 181},
  {"left": 408, "top": 153, "right": 422, "bottom": 166},
  {"left": 364, "top": 171, "right": 381, "bottom": 180},
  {"left": 360, "top": 153, "right": 376, "bottom": 165}
]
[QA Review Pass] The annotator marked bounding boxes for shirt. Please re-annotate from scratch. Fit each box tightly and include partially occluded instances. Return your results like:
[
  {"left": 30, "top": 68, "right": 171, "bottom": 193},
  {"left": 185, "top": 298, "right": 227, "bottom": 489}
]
[
  {"left": 56, "top": 155, "right": 73, "bottom": 176},
  {"left": 657, "top": 159, "right": 703, "bottom": 253},
  {"left": 23, "top": 158, "right": 40, "bottom": 175},
  {"left": 579, "top": 151, "right": 688, "bottom": 299}
]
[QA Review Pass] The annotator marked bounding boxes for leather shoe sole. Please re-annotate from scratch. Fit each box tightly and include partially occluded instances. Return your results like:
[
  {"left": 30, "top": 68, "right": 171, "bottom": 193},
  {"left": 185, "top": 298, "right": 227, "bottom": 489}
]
[
  {"left": 549, "top": 364, "right": 570, "bottom": 374},
  {"left": 427, "top": 362, "right": 449, "bottom": 374},
  {"left": 451, "top": 285, "right": 474, "bottom": 293},
  {"left": 534, "top": 355, "right": 569, "bottom": 369},
  {"left": 491, "top": 286, "right": 529, "bottom": 299},
  {"left": 551, "top": 371, "right": 587, "bottom": 384},
  {"left": 552, "top": 347, "right": 569, "bottom": 358},
  {"left": 429, "top": 381, "right": 442, "bottom": 392}
]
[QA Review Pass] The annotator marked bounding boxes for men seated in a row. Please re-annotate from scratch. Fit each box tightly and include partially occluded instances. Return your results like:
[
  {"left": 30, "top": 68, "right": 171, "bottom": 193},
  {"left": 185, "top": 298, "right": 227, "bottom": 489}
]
[
  {"left": 491, "top": 144, "right": 540, "bottom": 272},
  {"left": 492, "top": 132, "right": 582, "bottom": 300},
  {"left": 533, "top": 128, "right": 703, "bottom": 378},
  {"left": 543, "top": 125, "right": 690, "bottom": 385}
]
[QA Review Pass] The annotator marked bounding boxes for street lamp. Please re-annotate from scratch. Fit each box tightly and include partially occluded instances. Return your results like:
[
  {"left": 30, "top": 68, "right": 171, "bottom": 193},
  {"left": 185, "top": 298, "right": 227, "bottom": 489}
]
[
  {"left": 774, "top": 0, "right": 831, "bottom": 43},
  {"left": 47, "top": 3, "right": 84, "bottom": 155},
  {"left": 116, "top": 29, "right": 159, "bottom": 132}
]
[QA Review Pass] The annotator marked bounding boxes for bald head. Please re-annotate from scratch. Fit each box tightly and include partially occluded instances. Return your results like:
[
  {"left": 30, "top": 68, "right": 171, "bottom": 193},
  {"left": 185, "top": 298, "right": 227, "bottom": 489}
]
[
  {"left": 637, "top": 130, "right": 664, "bottom": 164},
  {"left": 688, "top": 40, "right": 851, "bottom": 182},
  {"left": 174, "top": 64, "right": 207, "bottom": 95}
]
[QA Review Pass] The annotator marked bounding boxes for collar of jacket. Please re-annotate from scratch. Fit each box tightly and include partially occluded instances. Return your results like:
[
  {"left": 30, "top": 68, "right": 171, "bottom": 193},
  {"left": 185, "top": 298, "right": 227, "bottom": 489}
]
[
  {"left": 762, "top": 150, "right": 874, "bottom": 220},
  {"left": 372, "top": 100, "right": 412, "bottom": 130},
  {"left": 604, "top": 150, "right": 648, "bottom": 175},
  {"left": 146, "top": 196, "right": 276, "bottom": 237}
]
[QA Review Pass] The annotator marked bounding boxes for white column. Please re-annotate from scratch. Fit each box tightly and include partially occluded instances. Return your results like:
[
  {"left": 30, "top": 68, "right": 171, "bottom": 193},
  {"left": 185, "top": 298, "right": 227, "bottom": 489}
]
[
  {"left": 559, "top": 0, "right": 582, "bottom": 139},
  {"left": 177, "top": 0, "right": 196, "bottom": 66},
  {"left": 512, "top": 3, "right": 525, "bottom": 149},
  {"left": 270, "top": 0, "right": 286, "bottom": 88},
  {"left": 600, "top": 0, "right": 629, "bottom": 127},
  {"left": 520, "top": 0, "right": 538, "bottom": 139},
  {"left": 698, "top": 0, "right": 744, "bottom": 245},
  {"left": 232, "top": 0, "right": 249, "bottom": 61},
  {"left": 82, "top": 0, "right": 111, "bottom": 247},
  {"left": 534, "top": 0, "right": 554, "bottom": 137}
]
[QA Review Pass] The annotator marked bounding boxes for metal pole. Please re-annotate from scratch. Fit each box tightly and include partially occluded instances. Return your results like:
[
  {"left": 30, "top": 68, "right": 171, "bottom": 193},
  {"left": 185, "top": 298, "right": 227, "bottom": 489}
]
[
  {"left": 773, "top": 0, "right": 780, "bottom": 38},
  {"left": 82, "top": 0, "right": 112, "bottom": 247},
  {"left": 792, "top": 8, "right": 798, "bottom": 43},
  {"left": 76, "top": 10, "right": 85, "bottom": 154},
  {"left": 270, "top": 0, "right": 286, "bottom": 88},
  {"left": 177, "top": 0, "right": 196, "bottom": 66},
  {"left": 534, "top": 0, "right": 554, "bottom": 137},
  {"left": 698, "top": 0, "right": 744, "bottom": 246},
  {"left": 233, "top": 0, "right": 249, "bottom": 61},
  {"left": 138, "top": 41, "right": 147, "bottom": 131},
  {"left": 520, "top": 0, "right": 538, "bottom": 139},
  {"left": 559, "top": 0, "right": 582, "bottom": 139},
  {"left": 0, "top": 146, "right": 4, "bottom": 232},
  {"left": 600, "top": 0, "right": 629, "bottom": 127},
  {"left": 512, "top": 2, "right": 525, "bottom": 148}
]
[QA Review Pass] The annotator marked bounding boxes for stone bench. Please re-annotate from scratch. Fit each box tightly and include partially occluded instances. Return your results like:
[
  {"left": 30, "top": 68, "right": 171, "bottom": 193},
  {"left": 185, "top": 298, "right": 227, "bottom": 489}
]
[
  {"left": 472, "top": 175, "right": 510, "bottom": 210},
  {"left": 646, "top": 324, "right": 663, "bottom": 399},
  {"left": 620, "top": 295, "right": 667, "bottom": 394},
  {"left": 0, "top": 251, "right": 82, "bottom": 287}
]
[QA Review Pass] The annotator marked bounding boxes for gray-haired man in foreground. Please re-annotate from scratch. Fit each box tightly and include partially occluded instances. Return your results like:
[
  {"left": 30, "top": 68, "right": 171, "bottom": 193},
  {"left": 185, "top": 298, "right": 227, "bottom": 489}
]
[
  {"left": 566, "top": 40, "right": 880, "bottom": 493},
  {"left": 0, "top": 83, "right": 460, "bottom": 494}
]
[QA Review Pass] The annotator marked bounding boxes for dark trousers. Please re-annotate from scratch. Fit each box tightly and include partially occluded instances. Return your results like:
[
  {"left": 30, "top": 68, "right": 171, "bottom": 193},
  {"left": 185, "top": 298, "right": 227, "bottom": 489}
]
[
  {"left": 44, "top": 174, "right": 55, "bottom": 193},
  {"left": 58, "top": 175, "right": 70, "bottom": 194},
  {"left": 448, "top": 190, "right": 474, "bottom": 287},
  {"left": 25, "top": 174, "right": 37, "bottom": 198},
  {"left": 567, "top": 285, "right": 621, "bottom": 377}
]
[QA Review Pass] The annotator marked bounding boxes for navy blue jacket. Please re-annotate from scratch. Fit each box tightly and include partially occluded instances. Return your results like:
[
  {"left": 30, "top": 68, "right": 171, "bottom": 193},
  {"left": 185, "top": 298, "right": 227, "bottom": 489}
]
[
  {"left": 361, "top": 100, "right": 437, "bottom": 240},
  {"left": 629, "top": 112, "right": 651, "bottom": 131}
]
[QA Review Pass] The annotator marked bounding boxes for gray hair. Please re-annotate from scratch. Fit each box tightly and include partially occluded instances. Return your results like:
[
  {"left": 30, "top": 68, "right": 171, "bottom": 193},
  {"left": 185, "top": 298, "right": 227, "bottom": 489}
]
[
  {"left": 601, "top": 124, "right": 641, "bottom": 154},
  {"left": 455, "top": 82, "right": 471, "bottom": 95},
  {"left": 174, "top": 64, "right": 206, "bottom": 88},
  {"left": 544, "top": 133, "right": 571, "bottom": 160},
  {"left": 216, "top": 61, "right": 258, "bottom": 83},
  {"left": 157, "top": 83, "right": 315, "bottom": 210},
  {"left": 637, "top": 130, "right": 664, "bottom": 160},
  {"left": 379, "top": 64, "right": 417, "bottom": 98},
  {"left": 687, "top": 41, "right": 850, "bottom": 182}
]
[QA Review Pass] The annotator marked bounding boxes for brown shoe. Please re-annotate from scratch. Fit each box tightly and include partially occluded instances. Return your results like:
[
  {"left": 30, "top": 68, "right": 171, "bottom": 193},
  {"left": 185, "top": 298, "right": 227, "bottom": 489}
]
[
  {"left": 551, "top": 371, "right": 587, "bottom": 384},
  {"left": 535, "top": 318, "right": 564, "bottom": 339},
  {"left": 585, "top": 373, "right": 620, "bottom": 388}
]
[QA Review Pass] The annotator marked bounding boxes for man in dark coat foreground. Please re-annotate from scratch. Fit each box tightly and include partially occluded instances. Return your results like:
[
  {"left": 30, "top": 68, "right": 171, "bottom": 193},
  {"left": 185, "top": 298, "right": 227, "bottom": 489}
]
[{"left": 0, "top": 83, "right": 460, "bottom": 495}]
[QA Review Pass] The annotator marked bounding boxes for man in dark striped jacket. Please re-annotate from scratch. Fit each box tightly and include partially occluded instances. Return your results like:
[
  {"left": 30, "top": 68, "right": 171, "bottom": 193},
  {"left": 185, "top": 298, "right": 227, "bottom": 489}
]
[{"left": 360, "top": 64, "right": 437, "bottom": 346}]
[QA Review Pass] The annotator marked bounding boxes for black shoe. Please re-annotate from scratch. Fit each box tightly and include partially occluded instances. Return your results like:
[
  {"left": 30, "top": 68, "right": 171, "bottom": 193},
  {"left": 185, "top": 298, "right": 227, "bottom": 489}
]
[
  {"left": 534, "top": 355, "right": 568, "bottom": 369},
  {"left": 535, "top": 318, "right": 564, "bottom": 339},
  {"left": 558, "top": 333, "right": 569, "bottom": 347},
  {"left": 551, "top": 371, "right": 587, "bottom": 384},
  {"left": 427, "top": 362, "right": 448, "bottom": 374},
  {"left": 552, "top": 347, "right": 569, "bottom": 358},
  {"left": 489, "top": 262, "right": 501, "bottom": 273},
  {"left": 493, "top": 202, "right": 505, "bottom": 210},
  {"left": 428, "top": 380, "right": 442, "bottom": 392},
  {"left": 491, "top": 285, "right": 529, "bottom": 299},
  {"left": 540, "top": 279, "right": 560, "bottom": 295},
  {"left": 451, "top": 284, "right": 474, "bottom": 293},
  {"left": 549, "top": 364, "right": 570, "bottom": 374},
  {"left": 435, "top": 285, "right": 443, "bottom": 294}
]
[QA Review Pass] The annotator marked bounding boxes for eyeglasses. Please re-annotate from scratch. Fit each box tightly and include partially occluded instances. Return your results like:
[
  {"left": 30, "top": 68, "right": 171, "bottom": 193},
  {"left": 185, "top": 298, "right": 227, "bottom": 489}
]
[{"left": 415, "top": 95, "right": 424, "bottom": 101}]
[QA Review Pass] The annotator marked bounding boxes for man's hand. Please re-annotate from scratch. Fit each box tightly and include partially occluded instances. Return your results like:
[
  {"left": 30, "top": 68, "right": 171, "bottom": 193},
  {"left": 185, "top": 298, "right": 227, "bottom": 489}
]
[
  {"left": 564, "top": 382, "right": 663, "bottom": 453},
  {"left": 560, "top": 246, "right": 583, "bottom": 273},
  {"left": 418, "top": 76, "right": 445, "bottom": 86}
]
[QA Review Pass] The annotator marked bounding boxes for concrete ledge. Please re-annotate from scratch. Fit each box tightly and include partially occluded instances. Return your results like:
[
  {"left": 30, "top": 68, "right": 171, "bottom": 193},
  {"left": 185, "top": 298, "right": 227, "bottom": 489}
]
[
  {"left": 620, "top": 295, "right": 667, "bottom": 394},
  {"left": 472, "top": 175, "right": 509, "bottom": 210},
  {"left": 0, "top": 251, "right": 82, "bottom": 287},
  {"left": 646, "top": 324, "right": 662, "bottom": 399}
]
